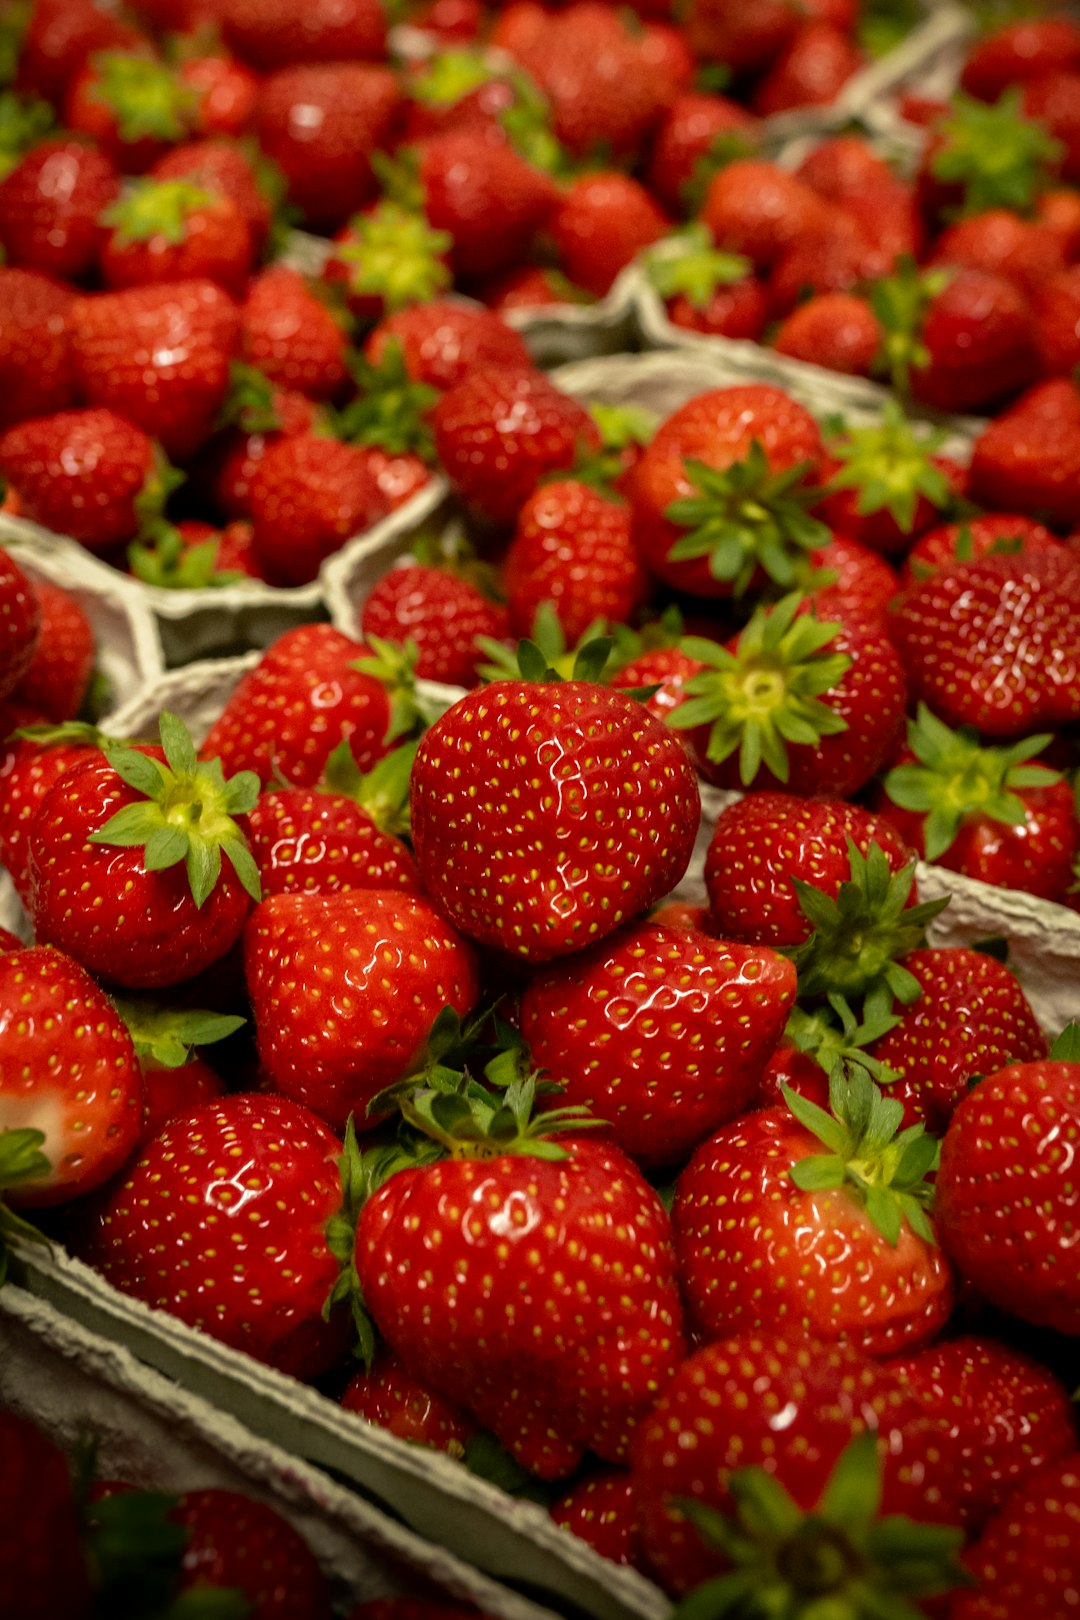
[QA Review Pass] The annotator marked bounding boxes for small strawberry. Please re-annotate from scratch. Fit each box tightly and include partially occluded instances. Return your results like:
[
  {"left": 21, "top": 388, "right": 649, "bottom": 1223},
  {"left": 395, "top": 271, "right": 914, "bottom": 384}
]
[
  {"left": 363, "top": 298, "right": 531, "bottom": 393},
  {"left": 241, "top": 266, "right": 349, "bottom": 404},
  {"left": 1033, "top": 262, "right": 1080, "bottom": 375},
  {"left": 246, "top": 433, "right": 388, "bottom": 588},
  {"left": 201, "top": 363, "right": 321, "bottom": 521},
  {"left": 1022, "top": 69, "right": 1080, "bottom": 184},
  {"left": 645, "top": 226, "right": 767, "bottom": 340},
  {"left": 111, "top": 996, "right": 233, "bottom": 1146},
  {"left": 11, "top": 576, "right": 94, "bottom": 723},
  {"left": 327, "top": 202, "right": 453, "bottom": 323},
  {"left": 503, "top": 478, "right": 648, "bottom": 644},
  {"left": 683, "top": 0, "right": 801, "bottom": 72},
  {"left": 804, "top": 530, "right": 900, "bottom": 632},
  {"left": 0, "top": 407, "right": 164, "bottom": 553},
  {"left": 28, "top": 711, "right": 261, "bottom": 990},
  {"left": 968, "top": 374, "right": 1080, "bottom": 530},
  {"left": 0, "top": 547, "right": 40, "bottom": 703},
  {"left": 752, "top": 19, "right": 864, "bottom": 116},
  {"left": 15, "top": 0, "right": 142, "bottom": 107},
  {"left": 699, "top": 158, "right": 834, "bottom": 272},
  {"left": 917, "top": 89, "right": 1064, "bottom": 225},
  {"left": 0, "top": 721, "right": 104, "bottom": 903},
  {"left": 960, "top": 16, "right": 1080, "bottom": 103},
  {"left": 98, "top": 175, "right": 254, "bottom": 297},
  {"left": 178, "top": 50, "right": 259, "bottom": 140},
  {"left": 928, "top": 207, "right": 1067, "bottom": 301},
  {"left": 549, "top": 172, "right": 669, "bottom": 301},
  {"left": 0, "top": 137, "right": 119, "bottom": 279},
  {"left": 644, "top": 91, "right": 760, "bottom": 217},
  {"left": 0, "top": 265, "right": 75, "bottom": 433},
  {"left": 550, "top": 1470, "right": 640, "bottom": 1569},
  {"left": 341, "top": 1348, "right": 477, "bottom": 1458},
  {"left": 359, "top": 563, "right": 508, "bottom": 687},
  {"left": 151, "top": 139, "right": 273, "bottom": 256},
  {"left": 771, "top": 291, "right": 882, "bottom": 377}
]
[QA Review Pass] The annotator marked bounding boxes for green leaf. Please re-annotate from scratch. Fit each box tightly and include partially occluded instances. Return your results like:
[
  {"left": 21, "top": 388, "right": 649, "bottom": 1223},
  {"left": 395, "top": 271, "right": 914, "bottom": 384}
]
[{"left": 1051, "top": 1022, "right": 1080, "bottom": 1062}]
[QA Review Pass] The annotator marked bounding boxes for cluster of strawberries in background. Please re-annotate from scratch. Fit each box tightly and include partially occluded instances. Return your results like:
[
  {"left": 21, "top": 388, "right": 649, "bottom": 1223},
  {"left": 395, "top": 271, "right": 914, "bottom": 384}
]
[{"left": 2, "top": 0, "right": 1080, "bottom": 1618}]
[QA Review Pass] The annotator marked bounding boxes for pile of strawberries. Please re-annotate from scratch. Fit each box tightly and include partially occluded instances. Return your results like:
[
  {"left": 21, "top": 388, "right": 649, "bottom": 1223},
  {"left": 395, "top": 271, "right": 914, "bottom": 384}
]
[{"left": 2, "top": 1, "right": 1080, "bottom": 1618}]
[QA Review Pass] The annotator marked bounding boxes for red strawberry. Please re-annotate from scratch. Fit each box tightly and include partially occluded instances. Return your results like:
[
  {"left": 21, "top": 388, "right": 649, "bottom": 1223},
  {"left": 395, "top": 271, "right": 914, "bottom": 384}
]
[
  {"left": 771, "top": 291, "right": 881, "bottom": 376},
  {"left": 0, "top": 1407, "right": 92, "bottom": 1620},
  {"left": 168, "top": 1488, "right": 332, "bottom": 1618},
  {"left": 503, "top": 479, "right": 648, "bottom": 643},
  {"left": 549, "top": 173, "right": 669, "bottom": 300},
  {"left": 0, "top": 548, "right": 40, "bottom": 704},
  {"left": 889, "top": 547, "right": 1080, "bottom": 738},
  {"left": 936, "top": 1053, "right": 1080, "bottom": 1334},
  {"left": 550, "top": 1470, "right": 639, "bottom": 1568},
  {"left": 201, "top": 366, "right": 321, "bottom": 520},
  {"left": 64, "top": 49, "right": 197, "bottom": 174},
  {"left": 949, "top": 1453, "right": 1080, "bottom": 1619},
  {"left": 673, "top": 1073, "right": 955, "bottom": 1358},
  {"left": 647, "top": 228, "right": 768, "bottom": 339},
  {"left": 968, "top": 375, "right": 1080, "bottom": 529},
  {"left": 221, "top": 0, "right": 387, "bottom": 70},
  {"left": 769, "top": 213, "right": 899, "bottom": 318},
  {"left": 901, "top": 512, "right": 1062, "bottom": 584},
  {"left": 1022, "top": 69, "right": 1080, "bottom": 183},
  {"left": 241, "top": 267, "right": 349, "bottom": 404},
  {"left": 326, "top": 202, "right": 453, "bottom": 324},
  {"left": 359, "top": 563, "right": 508, "bottom": 686},
  {"left": 961, "top": 16, "right": 1080, "bottom": 102},
  {"left": 0, "top": 408, "right": 160, "bottom": 552},
  {"left": 16, "top": 0, "right": 142, "bottom": 106},
  {"left": 684, "top": 0, "right": 800, "bottom": 72},
  {"left": 432, "top": 367, "right": 601, "bottom": 527},
  {"left": 890, "top": 1335, "right": 1077, "bottom": 1532},
  {"left": 341, "top": 1348, "right": 477, "bottom": 1457},
  {"left": 928, "top": 207, "right": 1067, "bottom": 302},
  {"left": 704, "top": 792, "right": 918, "bottom": 949},
  {"left": 699, "top": 159, "right": 834, "bottom": 271},
  {"left": 69, "top": 278, "right": 242, "bottom": 461},
  {"left": 152, "top": 140, "right": 273, "bottom": 255},
  {"left": 519, "top": 921, "right": 795, "bottom": 1169},
  {"left": 364, "top": 299, "right": 530, "bottom": 393},
  {"left": 77, "top": 1093, "right": 350, "bottom": 1377},
  {"left": 0, "top": 266, "right": 75, "bottom": 433},
  {"left": 752, "top": 20, "right": 864, "bottom": 116},
  {"left": 28, "top": 712, "right": 261, "bottom": 990},
  {"left": 414, "top": 130, "right": 560, "bottom": 281},
  {"left": 1033, "top": 262, "right": 1080, "bottom": 374},
  {"left": 11, "top": 576, "right": 94, "bottom": 723},
  {"left": 644, "top": 91, "right": 760, "bottom": 217},
  {"left": 0, "top": 139, "right": 119, "bottom": 280},
  {"left": 178, "top": 51, "right": 259, "bottom": 140},
  {"left": 410, "top": 667, "right": 700, "bottom": 962},
  {"left": 98, "top": 176, "right": 254, "bottom": 298},
  {"left": 866, "top": 947, "right": 1048, "bottom": 1133},
  {"left": 0, "top": 724, "right": 104, "bottom": 904},
  {"left": 804, "top": 530, "right": 900, "bottom": 632},
  {"left": 815, "top": 406, "right": 966, "bottom": 557},
  {"left": 246, "top": 434, "right": 387, "bottom": 588}
]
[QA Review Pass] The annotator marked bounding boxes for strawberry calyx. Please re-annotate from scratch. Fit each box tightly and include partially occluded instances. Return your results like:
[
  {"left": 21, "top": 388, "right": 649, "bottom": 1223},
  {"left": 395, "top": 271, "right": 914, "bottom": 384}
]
[
  {"left": 0, "top": 90, "right": 54, "bottom": 179},
  {"left": 336, "top": 339, "right": 439, "bottom": 459},
  {"left": 477, "top": 602, "right": 616, "bottom": 684},
  {"left": 822, "top": 401, "right": 955, "bottom": 534},
  {"left": 883, "top": 703, "right": 1060, "bottom": 861},
  {"left": 0, "top": 6, "right": 30, "bottom": 89},
  {"left": 858, "top": 0, "right": 923, "bottom": 58},
  {"left": 498, "top": 70, "right": 567, "bottom": 178},
  {"left": 785, "top": 987, "right": 903, "bottom": 1092},
  {"left": 785, "top": 838, "right": 950, "bottom": 1005},
  {"left": 109, "top": 996, "right": 245, "bottom": 1069},
  {"left": 1051, "top": 1022, "right": 1080, "bottom": 1060},
  {"left": 409, "top": 48, "right": 499, "bottom": 108},
  {"left": 333, "top": 202, "right": 453, "bottom": 312},
  {"left": 10, "top": 720, "right": 109, "bottom": 750},
  {"left": 569, "top": 403, "right": 656, "bottom": 493},
  {"left": 90, "top": 711, "right": 261, "bottom": 909},
  {"left": 0, "top": 1128, "right": 51, "bottom": 1285},
  {"left": 644, "top": 223, "right": 754, "bottom": 310},
  {"left": 86, "top": 1488, "right": 250, "bottom": 1619},
  {"left": 929, "top": 87, "right": 1064, "bottom": 218},
  {"left": 869, "top": 256, "right": 954, "bottom": 397},
  {"left": 371, "top": 148, "right": 425, "bottom": 216},
  {"left": 350, "top": 635, "right": 451, "bottom": 739},
  {"left": 214, "top": 361, "right": 282, "bottom": 436},
  {"left": 100, "top": 176, "right": 218, "bottom": 245},
  {"left": 673, "top": 1433, "right": 966, "bottom": 1620},
  {"left": 665, "top": 445, "right": 831, "bottom": 596},
  {"left": 683, "top": 128, "right": 758, "bottom": 215},
  {"left": 128, "top": 526, "right": 245, "bottom": 591},
  {"left": 315, "top": 736, "right": 417, "bottom": 837},
  {"left": 668, "top": 594, "right": 852, "bottom": 785},
  {"left": 87, "top": 50, "right": 197, "bottom": 144}
]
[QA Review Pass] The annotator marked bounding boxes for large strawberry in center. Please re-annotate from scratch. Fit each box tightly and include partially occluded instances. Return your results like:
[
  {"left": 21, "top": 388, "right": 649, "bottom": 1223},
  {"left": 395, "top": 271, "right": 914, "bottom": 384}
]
[{"left": 409, "top": 646, "right": 701, "bottom": 962}]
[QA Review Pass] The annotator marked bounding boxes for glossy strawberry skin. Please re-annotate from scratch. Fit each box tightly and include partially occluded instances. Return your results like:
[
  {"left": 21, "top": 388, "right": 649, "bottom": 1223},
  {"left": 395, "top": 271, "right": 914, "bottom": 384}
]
[
  {"left": 0, "top": 945, "right": 144, "bottom": 1207},
  {"left": 364, "top": 301, "right": 531, "bottom": 393},
  {"left": 0, "top": 549, "right": 41, "bottom": 704},
  {"left": 170, "top": 1489, "right": 331, "bottom": 1618},
  {"left": 752, "top": 19, "right": 864, "bottom": 116},
  {"left": 0, "top": 266, "right": 76, "bottom": 433},
  {"left": 949, "top": 1454, "right": 1080, "bottom": 1620},
  {"left": 936, "top": 1060, "right": 1080, "bottom": 1336},
  {"left": 550, "top": 1470, "right": 640, "bottom": 1569},
  {"left": 417, "top": 131, "right": 560, "bottom": 281},
  {"left": 503, "top": 480, "right": 648, "bottom": 643},
  {"left": 645, "top": 91, "right": 761, "bottom": 217},
  {"left": 247, "top": 788, "right": 419, "bottom": 900},
  {"left": 359, "top": 564, "right": 508, "bottom": 687},
  {"left": 0, "top": 1408, "right": 92, "bottom": 1620},
  {"left": 247, "top": 435, "right": 387, "bottom": 588},
  {"left": 241, "top": 267, "right": 349, "bottom": 403},
  {"left": 549, "top": 172, "right": 669, "bottom": 299},
  {"left": 0, "top": 731, "right": 102, "bottom": 904},
  {"left": 410, "top": 679, "right": 700, "bottom": 963},
  {"left": 771, "top": 292, "right": 881, "bottom": 376},
  {"left": 699, "top": 159, "right": 834, "bottom": 271},
  {"left": 27, "top": 753, "right": 255, "bottom": 990},
  {"left": 77, "top": 1094, "right": 350, "bottom": 1379},
  {"left": 968, "top": 376, "right": 1080, "bottom": 530},
  {"left": 354, "top": 1136, "right": 686, "bottom": 1479},
  {"left": 244, "top": 889, "right": 480, "bottom": 1132},
  {"left": 99, "top": 188, "right": 253, "bottom": 298},
  {"left": 152, "top": 141, "right": 272, "bottom": 255},
  {"left": 911, "top": 269, "right": 1040, "bottom": 416},
  {"left": 960, "top": 17, "right": 1080, "bottom": 102},
  {"left": 341, "top": 1349, "right": 477, "bottom": 1457},
  {"left": 0, "top": 408, "right": 156, "bottom": 552},
  {"left": 519, "top": 922, "right": 796, "bottom": 1169},
  {"left": 11, "top": 577, "right": 95, "bottom": 724},
  {"left": 0, "top": 140, "right": 119, "bottom": 280},
  {"left": 901, "top": 512, "right": 1061, "bottom": 585}
]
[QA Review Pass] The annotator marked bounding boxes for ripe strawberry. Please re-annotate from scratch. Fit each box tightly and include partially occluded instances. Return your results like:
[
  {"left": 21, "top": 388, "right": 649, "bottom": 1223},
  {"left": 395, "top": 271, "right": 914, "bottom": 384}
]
[
  {"left": 768, "top": 211, "right": 899, "bottom": 317},
  {"left": 69, "top": 278, "right": 242, "bottom": 461},
  {"left": 699, "top": 159, "right": 834, "bottom": 271},
  {"left": 0, "top": 724, "right": 104, "bottom": 903},
  {"left": 201, "top": 365, "right": 321, "bottom": 520},
  {"left": 327, "top": 202, "right": 452, "bottom": 324},
  {"left": 889, "top": 547, "right": 1080, "bottom": 738},
  {"left": 0, "top": 408, "right": 160, "bottom": 552},
  {"left": 673, "top": 1072, "right": 955, "bottom": 1358},
  {"left": 917, "top": 89, "right": 1064, "bottom": 226},
  {"left": 949, "top": 1453, "right": 1080, "bottom": 1620},
  {"left": 503, "top": 479, "right": 647, "bottom": 643},
  {"left": 928, "top": 207, "right": 1067, "bottom": 301},
  {"left": 804, "top": 531, "right": 900, "bottom": 632},
  {"left": 410, "top": 660, "right": 700, "bottom": 962},
  {"left": 814, "top": 409, "right": 966, "bottom": 557},
  {"left": 1033, "top": 262, "right": 1080, "bottom": 374},
  {"left": 128, "top": 517, "right": 267, "bottom": 588},
  {"left": 341, "top": 1348, "right": 477, "bottom": 1457},
  {"left": 519, "top": 920, "right": 796, "bottom": 1169},
  {"left": 221, "top": 0, "right": 387, "bottom": 70},
  {"left": 549, "top": 173, "right": 669, "bottom": 300},
  {"left": 866, "top": 947, "right": 1048, "bottom": 1133},
  {"left": 413, "top": 130, "right": 560, "bottom": 281},
  {"left": 64, "top": 49, "right": 197, "bottom": 174},
  {"left": 684, "top": 0, "right": 800, "bottom": 72},
  {"left": 771, "top": 291, "right": 882, "bottom": 377},
  {"left": 355, "top": 1126, "right": 686, "bottom": 1479},
  {"left": 753, "top": 19, "right": 864, "bottom": 116},
  {"left": 77, "top": 1093, "right": 351, "bottom": 1377},
  {"left": 247, "top": 434, "right": 387, "bottom": 588},
  {"left": 152, "top": 140, "right": 273, "bottom": 256},
  {"left": 178, "top": 50, "right": 259, "bottom": 140},
  {"left": 1022, "top": 69, "right": 1080, "bottom": 183},
  {"left": 0, "top": 1407, "right": 93, "bottom": 1620},
  {"left": 968, "top": 375, "right": 1080, "bottom": 529},
  {"left": 550, "top": 1470, "right": 640, "bottom": 1569},
  {"left": 645, "top": 227, "right": 768, "bottom": 338},
  {"left": 165, "top": 1488, "right": 332, "bottom": 1618},
  {"left": 432, "top": 367, "right": 601, "bottom": 527},
  {"left": 704, "top": 792, "right": 918, "bottom": 949},
  {"left": 936, "top": 1051, "right": 1080, "bottom": 1334},
  {"left": 98, "top": 176, "right": 254, "bottom": 297},
  {"left": 363, "top": 299, "right": 531, "bottom": 393},
  {"left": 0, "top": 548, "right": 40, "bottom": 703},
  {"left": 28, "top": 712, "right": 261, "bottom": 990},
  {"left": 960, "top": 16, "right": 1080, "bottom": 102},
  {"left": 0, "top": 265, "right": 75, "bottom": 432},
  {"left": 890, "top": 1335, "right": 1077, "bottom": 1532},
  {"left": 631, "top": 1331, "right": 966, "bottom": 1598},
  {"left": 0, "top": 138, "right": 119, "bottom": 279},
  {"left": 644, "top": 91, "right": 760, "bottom": 217},
  {"left": 202, "top": 624, "right": 418, "bottom": 788},
  {"left": 241, "top": 267, "right": 349, "bottom": 404},
  {"left": 359, "top": 563, "right": 507, "bottom": 686},
  {"left": 901, "top": 512, "right": 1061, "bottom": 584},
  {"left": 15, "top": 0, "right": 142, "bottom": 106},
  {"left": 796, "top": 134, "right": 919, "bottom": 240},
  {"left": 118, "top": 1004, "right": 229, "bottom": 1147},
  {"left": 11, "top": 576, "right": 94, "bottom": 723}
]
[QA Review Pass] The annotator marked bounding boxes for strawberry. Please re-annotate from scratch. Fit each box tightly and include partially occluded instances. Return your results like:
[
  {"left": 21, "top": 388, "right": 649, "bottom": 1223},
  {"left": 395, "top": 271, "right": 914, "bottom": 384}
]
[
  {"left": 11, "top": 576, "right": 94, "bottom": 723},
  {"left": 0, "top": 944, "right": 143, "bottom": 1206},
  {"left": 0, "top": 138, "right": 118, "bottom": 279},
  {"left": 917, "top": 89, "right": 1064, "bottom": 226},
  {"left": 164, "top": 1488, "right": 333, "bottom": 1617},
  {"left": 644, "top": 91, "right": 760, "bottom": 217},
  {"left": 98, "top": 175, "right": 254, "bottom": 298},
  {"left": 936, "top": 1047, "right": 1080, "bottom": 1335},
  {"left": 77, "top": 1093, "right": 351, "bottom": 1378},
  {"left": 64, "top": 49, "right": 197, "bottom": 174},
  {"left": 0, "top": 408, "right": 162, "bottom": 553},
  {"left": 178, "top": 50, "right": 259, "bottom": 140},
  {"left": 503, "top": 478, "right": 648, "bottom": 644},
  {"left": 114, "top": 999, "right": 230, "bottom": 1146},
  {"left": 928, "top": 207, "right": 1067, "bottom": 302},
  {"left": 699, "top": 158, "right": 834, "bottom": 272},
  {"left": 768, "top": 212, "right": 900, "bottom": 318},
  {"left": 889, "top": 547, "right": 1080, "bottom": 738},
  {"left": 876, "top": 704, "right": 1080, "bottom": 904},
  {"left": 15, "top": 0, "right": 142, "bottom": 107},
  {"left": 0, "top": 1407, "right": 93, "bottom": 1620},
  {"left": 363, "top": 299, "right": 531, "bottom": 393},
  {"left": 359, "top": 563, "right": 508, "bottom": 686},
  {"left": 128, "top": 518, "right": 266, "bottom": 588},
  {"left": 201, "top": 365, "right": 321, "bottom": 520},
  {"left": 549, "top": 172, "right": 669, "bottom": 300},
  {"left": 960, "top": 16, "right": 1080, "bottom": 102},
  {"left": 631, "top": 1331, "right": 966, "bottom": 1599},
  {"left": 0, "top": 265, "right": 75, "bottom": 433},
  {"left": 949, "top": 1453, "right": 1080, "bottom": 1620},
  {"left": 431, "top": 367, "right": 601, "bottom": 527},
  {"left": 151, "top": 140, "right": 273, "bottom": 256},
  {"left": 28, "top": 712, "right": 261, "bottom": 990},
  {"left": 901, "top": 512, "right": 1061, "bottom": 584},
  {"left": 341, "top": 1348, "right": 477, "bottom": 1458},
  {"left": 411, "top": 130, "right": 560, "bottom": 281},
  {"left": 519, "top": 920, "right": 796, "bottom": 1169},
  {"left": 202, "top": 624, "right": 421, "bottom": 788},
  {"left": 254, "top": 63, "right": 401, "bottom": 229},
  {"left": 241, "top": 267, "right": 349, "bottom": 404},
  {"left": 683, "top": 0, "right": 800, "bottom": 72},
  {"left": 327, "top": 203, "right": 453, "bottom": 324},
  {"left": 812, "top": 405, "right": 965, "bottom": 557},
  {"left": 221, "top": 0, "right": 387, "bottom": 70},
  {"left": 550, "top": 1470, "right": 640, "bottom": 1569},
  {"left": 968, "top": 375, "right": 1080, "bottom": 529},
  {"left": 409, "top": 651, "right": 700, "bottom": 962},
  {"left": 804, "top": 530, "right": 900, "bottom": 632},
  {"left": 246, "top": 434, "right": 388, "bottom": 588},
  {"left": 1033, "top": 262, "right": 1080, "bottom": 374},
  {"left": 1022, "top": 69, "right": 1080, "bottom": 183},
  {"left": 703, "top": 792, "right": 918, "bottom": 949},
  {"left": 69, "top": 278, "right": 242, "bottom": 461},
  {"left": 0, "top": 723, "right": 104, "bottom": 903},
  {"left": 890, "top": 1335, "right": 1077, "bottom": 1532},
  {"left": 673, "top": 1071, "right": 955, "bottom": 1358},
  {"left": 752, "top": 19, "right": 864, "bottom": 116},
  {"left": 866, "top": 947, "right": 1048, "bottom": 1134},
  {"left": 772, "top": 291, "right": 882, "bottom": 377},
  {"left": 645, "top": 227, "right": 768, "bottom": 339},
  {"left": 0, "top": 547, "right": 40, "bottom": 703}
]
